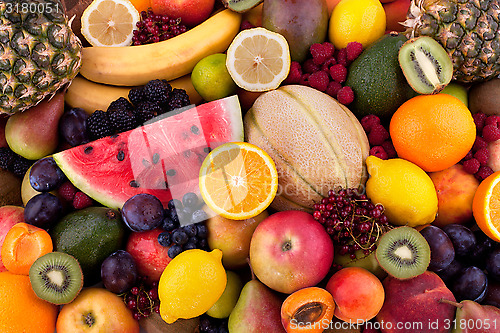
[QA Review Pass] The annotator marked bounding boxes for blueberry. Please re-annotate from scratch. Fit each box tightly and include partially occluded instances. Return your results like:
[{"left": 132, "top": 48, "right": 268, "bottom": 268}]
[
  {"left": 172, "top": 230, "right": 188, "bottom": 245},
  {"left": 183, "top": 242, "right": 197, "bottom": 250},
  {"left": 182, "top": 206, "right": 193, "bottom": 216},
  {"left": 192, "top": 209, "right": 208, "bottom": 223},
  {"left": 167, "top": 199, "right": 183, "bottom": 211},
  {"left": 198, "top": 238, "right": 208, "bottom": 249},
  {"left": 162, "top": 216, "right": 178, "bottom": 231},
  {"left": 168, "top": 208, "right": 180, "bottom": 224},
  {"left": 196, "top": 224, "right": 208, "bottom": 238},
  {"left": 182, "top": 192, "right": 199, "bottom": 208},
  {"left": 157, "top": 232, "right": 171, "bottom": 247},
  {"left": 188, "top": 236, "right": 198, "bottom": 244},
  {"left": 184, "top": 225, "right": 197, "bottom": 237},
  {"left": 168, "top": 244, "right": 182, "bottom": 259}
]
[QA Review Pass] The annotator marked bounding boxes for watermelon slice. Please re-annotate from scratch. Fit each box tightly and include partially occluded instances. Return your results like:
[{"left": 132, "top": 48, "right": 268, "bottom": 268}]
[{"left": 53, "top": 95, "right": 243, "bottom": 210}]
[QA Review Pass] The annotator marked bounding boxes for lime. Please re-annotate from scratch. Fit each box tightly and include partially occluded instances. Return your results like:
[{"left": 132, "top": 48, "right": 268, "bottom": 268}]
[{"left": 191, "top": 53, "right": 237, "bottom": 102}]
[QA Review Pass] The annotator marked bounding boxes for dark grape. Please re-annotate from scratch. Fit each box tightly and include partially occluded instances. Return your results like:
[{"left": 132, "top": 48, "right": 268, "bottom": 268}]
[
  {"left": 121, "top": 193, "right": 164, "bottom": 232},
  {"left": 59, "top": 107, "right": 90, "bottom": 147},
  {"left": 483, "top": 280, "right": 500, "bottom": 308},
  {"left": 419, "top": 225, "right": 455, "bottom": 272},
  {"left": 198, "top": 314, "right": 229, "bottom": 333},
  {"left": 157, "top": 231, "right": 172, "bottom": 247},
  {"left": 192, "top": 209, "right": 208, "bottom": 223},
  {"left": 442, "top": 224, "right": 476, "bottom": 257},
  {"left": 172, "top": 230, "right": 188, "bottom": 245},
  {"left": 182, "top": 192, "right": 199, "bottom": 208},
  {"left": 486, "top": 249, "right": 500, "bottom": 282},
  {"left": 29, "top": 157, "right": 66, "bottom": 192},
  {"left": 196, "top": 223, "right": 208, "bottom": 238},
  {"left": 168, "top": 244, "right": 182, "bottom": 258},
  {"left": 24, "top": 192, "right": 63, "bottom": 230},
  {"left": 436, "top": 259, "right": 465, "bottom": 283},
  {"left": 101, "top": 250, "right": 138, "bottom": 294},
  {"left": 451, "top": 266, "right": 488, "bottom": 302}
]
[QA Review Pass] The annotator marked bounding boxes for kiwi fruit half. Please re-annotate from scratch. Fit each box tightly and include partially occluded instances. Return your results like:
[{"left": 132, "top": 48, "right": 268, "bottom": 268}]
[
  {"left": 398, "top": 36, "right": 453, "bottom": 95},
  {"left": 375, "top": 226, "right": 431, "bottom": 279},
  {"left": 29, "top": 251, "right": 83, "bottom": 305},
  {"left": 221, "top": 0, "right": 263, "bottom": 13}
]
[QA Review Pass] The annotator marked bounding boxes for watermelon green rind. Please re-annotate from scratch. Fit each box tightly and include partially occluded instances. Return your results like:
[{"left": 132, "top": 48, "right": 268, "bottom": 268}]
[{"left": 53, "top": 95, "right": 243, "bottom": 210}]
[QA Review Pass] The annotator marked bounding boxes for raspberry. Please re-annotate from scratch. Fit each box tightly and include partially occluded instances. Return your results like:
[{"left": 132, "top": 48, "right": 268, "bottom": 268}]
[
  {"left": 360, "top": 115, "right": 381, "bottom": 133},
  {"left": 322, "top": 42, "right": 336, "bottom": 58},
  {"left": 284, "top": 61, "right": 302, "bottom": 84},
  {"left": 240, "top": 20, "right": 255, "bottom": 30},
  {"left": 463, "top": 158, "right": 480, "bottom": 174},
  {"left": 474, "top": 147, "right": 490, "bottom": 165},
  {"left": 73, "top": 191, "right": 93, "bottom": 210},
  {"left": 346, "top": 41, "right": 363, "bottom": 62},
  {"left": 58, "top": 181, "right": 77, "bottom": 202},
  {"left": 485, "top": 115, "right": 500, "bottom": 128},
  {"left": 329, "top": 64, "right": 347, "bottom": 83},
  {"left": 368, "top": 124, "right": 390, "bottom": 146},
  {"left": 308, "top": 71, "right": 329, "bottom": 92},
  {"left": 299, "top": 73, "right": 310, "bottom": 86},
  {"left": 336, "top": 48, "right": 348, "bottom": 66},
  {"left": 310, "top": 43, "right": 333, "bottom": 65},
  {"left": 321, "top": 57, "right": 337, "bottom": 72},
  {"left": 472, "top": 136, "right": 488, "bottom": 151},
  {"left": 381, "top": 140, "right": 398, "bottom": 158},
  {"left": 303, "top": 59, "right": 320, "bottom": 74},
  {"left": 336, "top": 86, "right": 354, "bottom": 105},
  {"left": 369, "top": 146, "right": 388, "bottom": 160},
  {"left": 482, "top": 124, "right": 500, "bottom": 142},
  {"left": 462, "top": 150, "right": 474, "bottom": 162},
  {"left": 325, "top": 81, "right": 342, "bottom": 97},
  {"left": 473, "top": 112, "right": 487, "bottom": 132},
  {"left": 476, "top": 166, "right": 494, "bottom": 181}
]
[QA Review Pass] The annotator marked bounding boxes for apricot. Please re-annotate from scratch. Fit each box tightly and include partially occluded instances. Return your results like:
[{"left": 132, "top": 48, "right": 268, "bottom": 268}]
[
  {"left": 1, "top": 222, "right": 53, "bottom": 275},
  {"left": 383, "top": 0, "right": 411, "bottom": 32},
  {"left": 325, "top": 267, "right": 384, "bottom": 323},
  {"left": 281, "top": 287, "right": 335, "bottom": 333}
]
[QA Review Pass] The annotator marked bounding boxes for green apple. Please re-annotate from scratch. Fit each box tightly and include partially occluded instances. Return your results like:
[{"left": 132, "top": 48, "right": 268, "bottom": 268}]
[{"left": 440, "top": 82, "right": 468, "bottom": 107}]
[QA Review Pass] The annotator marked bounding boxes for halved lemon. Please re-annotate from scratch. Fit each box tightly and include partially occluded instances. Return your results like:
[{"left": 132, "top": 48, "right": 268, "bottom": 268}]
[
  {"left": 199, "top": 142, "right": 278, "bottom": 220},
  {"left": 225, "top": 27, "right": 291, "bottom": 92},
  {"left": 81, "top": 0, "right": 140, "bottom": 47},
  {"left": 472, "top": 171, "right": 500, "bottom": 242}
]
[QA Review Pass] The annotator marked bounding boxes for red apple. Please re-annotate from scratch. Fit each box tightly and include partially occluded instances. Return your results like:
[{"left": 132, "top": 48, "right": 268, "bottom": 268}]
[
  {"left": 0, "top": 206, "right": 24, "bottom": 272},
  {"left": 249, "top": 210, "right": 334, "bottom": 294},
  {"left": 126, "top": 228, "right": 172, "bottom": 283},
  {"left": 150, "top": 0, "right": 215, "bottom": 27}
]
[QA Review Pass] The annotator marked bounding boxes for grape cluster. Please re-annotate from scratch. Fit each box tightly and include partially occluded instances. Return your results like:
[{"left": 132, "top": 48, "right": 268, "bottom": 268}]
[
  {"left": 157, "top": 193, "right": 210, "bottom": 259},
  {"left": 198, "top": 314, "right": 229, "bottom": 333},
  {"left": 312, "top": 188, "right": 391, "bottom": 259},
  {"left": 121, "top": 278, "right": 160, "bottom": 321},
  {"left": 132, "top": 9, "right": 188, "bottom": 46},
  {"left": 421, "top": 223, "right": 500, "bottom": 305}
]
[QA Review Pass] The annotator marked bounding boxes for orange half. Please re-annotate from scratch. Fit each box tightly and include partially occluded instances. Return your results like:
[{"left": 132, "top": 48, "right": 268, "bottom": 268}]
[
  {"left": 199, "top": 142, "right": 278, "bottom": 220},
  {"left": 472, "top": 171, "right": 500, "bottom": 242}
]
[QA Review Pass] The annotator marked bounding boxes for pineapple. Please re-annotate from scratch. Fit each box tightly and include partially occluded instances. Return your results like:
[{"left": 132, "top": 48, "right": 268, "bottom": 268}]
[
  {"left": 403, "top": 0, "right": 500, "bottom": 83},
  {"left": 0, "top": 0, "right": 81, "bottom": 114}
]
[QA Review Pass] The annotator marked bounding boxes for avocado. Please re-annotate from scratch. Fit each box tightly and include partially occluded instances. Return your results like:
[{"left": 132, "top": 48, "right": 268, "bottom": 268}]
[
  {"left": 345, "top": 32, "right": 417, "bottom": 122},
  {"left": 50, "top": 207, "right": 126, "bottom": 285}
]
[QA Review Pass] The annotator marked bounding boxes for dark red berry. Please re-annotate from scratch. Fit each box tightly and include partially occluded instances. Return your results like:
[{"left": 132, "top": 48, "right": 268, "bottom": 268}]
[
  {"left": 310, "top": 43, "right": 333, "bottom": 65},
  {"left": 73, "top": 192, "right": 93, "bottom": 210},
  {"left": 476, "top": 165, "right": 494, "bottom": 180},
  {"left": 485, "top": 115, "right": 500, "bottom": 128},
  {"left": 329, "top": 64, "right": 347, "bottom": 83},
  {"left": 284, "top": 61, "right": 302, "bottom": 84},
  {"left": 321, "top": 57, "right": 337, "bottom": 72},
  {"left": 58, "top": 181, "right": 77, "bottom": 202},
  {"left": 463, "top": 158, "right": 481, "bottom": 174},
  {"left": 368, "top": 125, "right": 390, "bottom": 146},
  {"left": 473, "top": 112, "right": 487, "bottom": 132},
  {"left": 322, "top": 42, "right": 336, "bottom": 58},
  {"left": 240, "top": 20, "right": 255, "bottom": 30},
  {"left": 474, "top": 147, "right": 490, "bottom": 165},
  {"left": 336, "top": 86, "right": 354, "bottom": 105},
  {"left": 369, "top": 146, "right": 388, "bottom": 160},
  {"left": 299, "top": 73, "right": 310, "bottom": 86},
  {"left": 381, "top": 140, "right": 397, "bottom": 158},
  {"left": 326, "top": 81, "right": 342, "bottom": 98},
  {"left": 482, "top": 124, "right": 500, "bottom": 142},
  {"left": 346, "top": 41, "right": 363, "bottom": 61},
  {"left": 360, "top": 115, "right": 381, "bottom": 133},
  {"left": 303, "top": 59, "right": 320, "bottom": 74},
  {"left": 336, "top": 48, "right": 348, "bottom": 66},
  {"left": 308, "top": 71, "right": 330, "bottom": 92},
  {"left": 473, "top": 136, "right": 488, "bottom": 151}
]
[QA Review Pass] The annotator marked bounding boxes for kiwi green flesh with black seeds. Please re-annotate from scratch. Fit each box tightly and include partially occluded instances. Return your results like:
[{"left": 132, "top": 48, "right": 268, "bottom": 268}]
[
  {"left": 398, "top": 36, "right": 453, "bottom": 95},
  {"left": 376, "top": 226, "right": 431, "bottom": 280},
  {"left": 29, "top": 252, "right": 83, "bottom": 305}
]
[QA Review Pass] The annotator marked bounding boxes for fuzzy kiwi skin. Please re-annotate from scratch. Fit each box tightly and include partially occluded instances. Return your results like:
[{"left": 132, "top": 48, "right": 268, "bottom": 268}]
[{"left": 469, "top": 78, "right": 500, "bottom": 116}]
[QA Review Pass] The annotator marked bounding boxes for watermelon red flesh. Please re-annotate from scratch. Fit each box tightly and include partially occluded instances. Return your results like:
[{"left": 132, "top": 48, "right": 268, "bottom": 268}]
[{"left": 53, "top": 95, "right": 243, "bottom": 210}]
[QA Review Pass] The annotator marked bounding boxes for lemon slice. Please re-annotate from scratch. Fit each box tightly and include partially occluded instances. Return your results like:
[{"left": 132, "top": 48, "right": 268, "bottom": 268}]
[
  {"left": 199, "top": 142, "right": 279, "bottom": 220},
  {"left": 225, "top": 27, "right": 291, "bottom": 92},
  {"left": 81, "top": 0, "right": 140, "bottom": 47}
]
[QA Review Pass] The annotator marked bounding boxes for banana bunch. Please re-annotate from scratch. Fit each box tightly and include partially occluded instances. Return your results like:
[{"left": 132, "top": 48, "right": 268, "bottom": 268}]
[{"left": 67, "top": 9, "right": 242, "bottom": 112}]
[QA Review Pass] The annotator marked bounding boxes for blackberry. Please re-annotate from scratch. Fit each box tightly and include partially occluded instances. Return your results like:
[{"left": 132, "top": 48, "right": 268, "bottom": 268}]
[
  {"left": 134, "top": 101, "right": 164, "bottom": 124},
  {"left": 165, "top": 88, "right": 190, "bottom": 111},
  {"left": 0, "top": 147, "right": 16, "bottom": 170},
  {"left": 107, "top": 97, "right": 134, "bottom": 113},
  {"left": 128, "top": 87, "right": 146, "bottom": 107},
  {"left": 108, "top": 108, "right": 138, "bottom": 133},
  {"left": 10, "top": 156, "right": 34, "bottom": 177},
  {"left": 87, "top": 110, "right": 114, "bottom": 140},
  {"left": 143, "top": 79, "right": 172, "bottom": 105}
]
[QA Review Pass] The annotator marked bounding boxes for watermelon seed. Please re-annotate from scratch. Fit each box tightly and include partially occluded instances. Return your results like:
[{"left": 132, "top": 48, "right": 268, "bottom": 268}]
[
  {"left": 203, "top": 147, "right": 211, "bottom": 153},
  {"left": 117, "top": 151, "right": 125, "bottom": 161},
  {"left": 166, "top": 169, "right": 176, "bottom": 176},
  {"left": 184, "top": 150, "right": 191, "bottom": 158},
  {"left": 142, "top": 158, "right": 151, "bottom": 167},
  {"left": 84, "top": 146, "right": 93, "bottom": 154},
  {"left": 130, "top": 180, "right": 139, "bottom": 188},
  {"left": 152, "top": 153, "right": 160, "bottom": 164},
  {"left": 191, "top": 125, "right": 200, "bottom": 135}
]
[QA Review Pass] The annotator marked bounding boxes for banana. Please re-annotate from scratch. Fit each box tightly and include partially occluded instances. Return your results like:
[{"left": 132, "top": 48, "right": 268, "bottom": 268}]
[
  {"left": 65, "top": 75, "right": 203, "bottom": 114},
  {"left": 79, "top": 9, "right": 242, "bottom": 86}
]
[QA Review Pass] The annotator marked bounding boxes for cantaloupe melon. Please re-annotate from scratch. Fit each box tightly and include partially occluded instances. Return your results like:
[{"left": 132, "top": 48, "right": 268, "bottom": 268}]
[{"left": 244, "top": 85, "right": 370, "bottom": 211}]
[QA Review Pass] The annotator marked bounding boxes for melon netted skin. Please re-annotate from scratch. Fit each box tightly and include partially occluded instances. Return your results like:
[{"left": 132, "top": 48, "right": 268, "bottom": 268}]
[{"left": 244, "top": 85, "right": 370, "bottom": 212}]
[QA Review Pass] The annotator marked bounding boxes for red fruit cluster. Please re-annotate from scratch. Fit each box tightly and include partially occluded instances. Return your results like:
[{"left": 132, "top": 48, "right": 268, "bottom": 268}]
[
  {"left": 122, "top": 278, "right": 160, "bottom": 321},
  {"left": 58, "top": 181, "right": 93, "bottom": 210},
  {"left": 360, "top": 115, "right": 397, "bottom": 160},
  {"left": 284, "top": 42, "right": 363, "bottom": 105},
  {"left": 460, "top": 112, "right": 497, "bottom": 181},
  {"left": 132, "top": 10, "right": 188, "bottom": 46}
]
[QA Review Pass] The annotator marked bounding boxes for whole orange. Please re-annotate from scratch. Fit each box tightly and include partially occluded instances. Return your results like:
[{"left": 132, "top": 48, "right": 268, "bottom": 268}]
[
  {"left": 389, "top": 94, "right": 475, "bottom": 172},
  {"left": 0, "top": 271, "right": 58, "bottom": 333}
]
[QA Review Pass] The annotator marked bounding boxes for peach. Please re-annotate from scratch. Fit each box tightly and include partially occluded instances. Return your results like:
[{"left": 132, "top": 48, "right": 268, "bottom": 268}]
[
  {"left": 326, "top": 267, "right": 385, "bottom": 323},
  {"left": 383, "top": 0, "right": 411, "bottom": 32},
  {"left": 0, "top": 206, "right": 24, "bottom": 272},
  {"left": 487, "top": 139, "right": 500, "bottom": 172},
  {"left": 428, "top": 164, "right": 479, "bottom": 227},
  {"left": 376, "top": 271, "right": 456, "bottom": 333}
]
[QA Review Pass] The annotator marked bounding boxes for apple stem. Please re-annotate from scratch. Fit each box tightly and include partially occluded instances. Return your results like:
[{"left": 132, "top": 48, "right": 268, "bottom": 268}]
[
  {"left": 439, "top": 298, "right": 462, "bottom": 309},
  {"left": 246, "top": 257, "right": 256, "bottom": 280}
]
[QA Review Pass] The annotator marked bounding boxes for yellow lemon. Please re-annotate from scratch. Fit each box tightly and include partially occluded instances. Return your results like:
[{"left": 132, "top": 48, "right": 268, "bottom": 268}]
[
  {"left": 365, "top": 156, "right": 438, "bottom": 227},
  {"left": 329, "top": 0, "right": 386, "bottom": 49},
  {"left": 158, "top": 249, "right": 226, "bottom": 324}
]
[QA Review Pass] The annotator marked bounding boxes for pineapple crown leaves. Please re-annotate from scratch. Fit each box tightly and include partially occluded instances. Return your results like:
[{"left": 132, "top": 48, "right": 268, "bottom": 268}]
[{"left": 401, "top": 0, "right": 448, "bottom": 38}]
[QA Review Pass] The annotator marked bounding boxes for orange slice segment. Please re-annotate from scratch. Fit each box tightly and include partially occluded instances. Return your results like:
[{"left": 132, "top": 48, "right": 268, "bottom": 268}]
[
  {"left": 199, "top": 142, "right": 278, "bottom": 220},
  {"left": 472, "top": 171, "right": 500, "bottom": 242}
]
